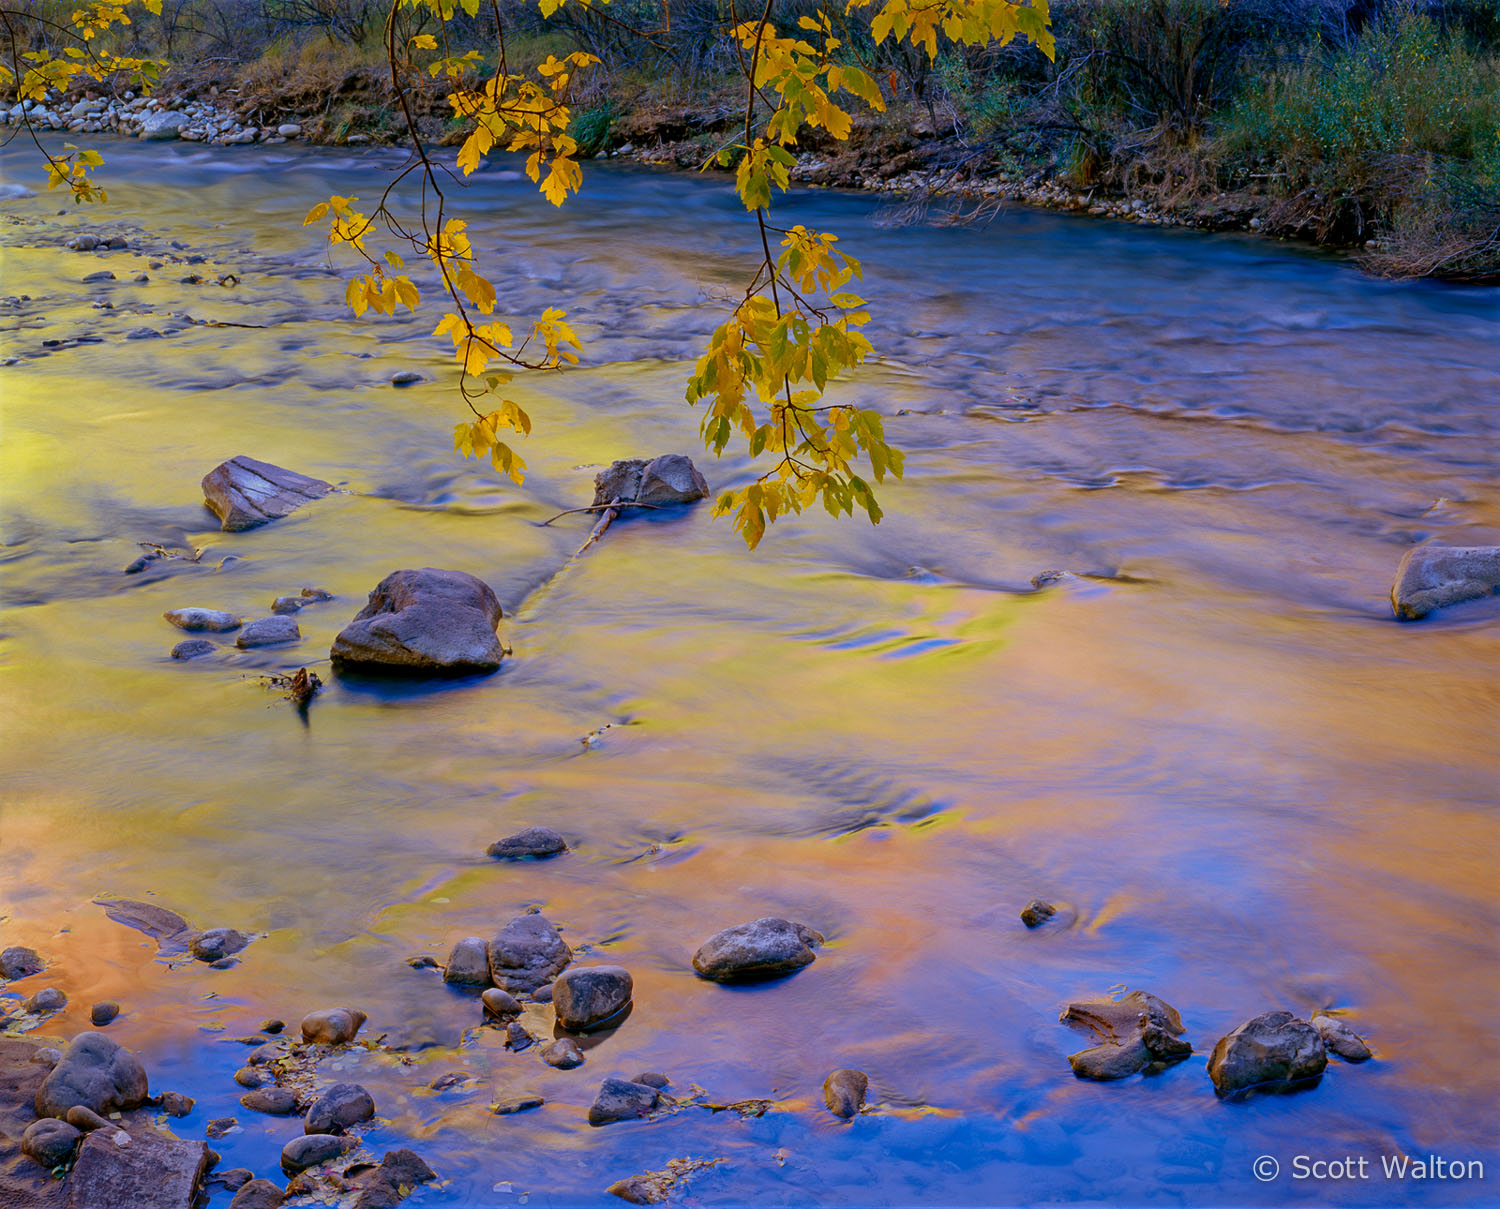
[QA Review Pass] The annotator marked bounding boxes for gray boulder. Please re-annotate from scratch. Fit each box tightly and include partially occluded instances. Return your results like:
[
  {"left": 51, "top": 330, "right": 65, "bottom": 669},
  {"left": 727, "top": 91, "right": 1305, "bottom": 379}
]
[
  {"left": 486, "top": 826, "right": 567, "bottom": 860},
  {"left": 692, "top": 918, "right": 823, "bottom": 982},
  {"left": 1391, "top": 546, "right": 1500, "bottom": 619},
  {"left": 24, "top": 987, "right": 65, "bottom": 1013},
  {"left": 140, "top": 111, "right": 189, "bottom": 140},
  {"left": 164, "top": 608, "right": 241, "bottom": 633},
  {"left": 587, "top": 1077, "right": 659, "bottom": 1125},
  {"left": 68, "top": 1125, "right": 211, "bottom": 1209},
  {"left": 237, "top": 616, "right": 300, "bottom": 648},
  {"left": 1208, "top": 1011, "right": 1327, "bottom": 1096},
  {"left": 553, "top": 965, "right": 633, "bottom": 1031},
  {"left": 171, "top": 639, "right": 217, "bottom": 660},
  {"left": 592, "top": 454, "right": 708, "bottom": 508},
  {"left": 304, "top": 1082, "right": 375, "bottom": 1134},
  {"left": 34, "top": 1034, "right": 148, "bottom": 1118},
  {"left": 0, "top": 945, "right": 44, "bottom": 979},
  {"left": 443, "top": 937, "right": 492, "bottom": 986},
  {"left": 281, "top": 1133, "right": 354, "bottom": 1175},
  {"left": 822, "top": 1068, "right": 868, "bottom": 1119},
  {"left": 20, "top": 1118, "right": 80, "bottom": 1168},
  {"left": 201, "top": 455, "right": 332, "bottom": 532},
  {"left": 488, "top": 914, "right": 571, "bottom": 995},
  {"left": 330, "top": 568, "right": 504, "bottom": 675}
]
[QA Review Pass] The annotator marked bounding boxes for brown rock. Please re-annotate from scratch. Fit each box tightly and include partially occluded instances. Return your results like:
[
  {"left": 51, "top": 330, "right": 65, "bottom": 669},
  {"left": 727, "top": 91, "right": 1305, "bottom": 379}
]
[
  {"left": 822, "top": 1068, "right": 868, "bottom": 1118},
  {"left": 68, "top": 1125, "right": 211, "bottom": 1209}
]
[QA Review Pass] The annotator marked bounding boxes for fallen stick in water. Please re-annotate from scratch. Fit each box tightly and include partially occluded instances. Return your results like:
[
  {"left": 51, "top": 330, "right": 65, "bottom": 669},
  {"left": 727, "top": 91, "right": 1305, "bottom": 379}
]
[
  {"left": 538, "top": 501, "right": 662, "bottom": 527},
  {"left": 575, "top": 498, "right": 622, "bottom": 558}
]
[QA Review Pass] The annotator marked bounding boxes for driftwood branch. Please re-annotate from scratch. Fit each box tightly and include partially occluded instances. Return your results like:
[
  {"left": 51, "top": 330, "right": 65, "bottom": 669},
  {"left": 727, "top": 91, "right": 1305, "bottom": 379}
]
[
  {"left": 539, "top": 501, "right": 663, "bottom": 526},
  {"left": 575, "top": 498, "right": 622, "bottom": 557}
]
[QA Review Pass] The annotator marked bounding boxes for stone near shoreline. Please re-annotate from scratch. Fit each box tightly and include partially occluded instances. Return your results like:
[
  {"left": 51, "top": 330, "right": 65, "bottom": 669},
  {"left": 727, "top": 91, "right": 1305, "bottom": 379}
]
[
  {"left": 241, "top": 1087, "right": 299, "bottom": 1115},
  {"left": 20, "top": 1117, "right": 80, "bottom": 1168},
  {"left": 1207, "top": 1011, "right": 1327, "bottom": 1096},
  {"left": 229, "top": 1179, "right": 286, "bottom": 1209},
  {"left": 330, "top": 568, "right": 504, "bottom": 675},
  {"left": 69, "top": 1124, "right": 212, "bottom": 1209},
  {"left": 0, "top": 945, "right": 44, "bottom": 979},
  {"left": 24, "top": 988, "right": 65, "bottom": 1013},
  {"left": 35, "top": 1034, "right": 148, "bottom": 1118},
  {"left": 488, "top": 914, "right": 571, "bottom": 996},
  {"left": 1391, "top": 545, "right": 1500, "bottom": 619},
  {"left": 202, "top": 455, "right": 332, "bottom": 533},
  {"left": 692, "top": 918, "right": 823, "bottom": 982}
]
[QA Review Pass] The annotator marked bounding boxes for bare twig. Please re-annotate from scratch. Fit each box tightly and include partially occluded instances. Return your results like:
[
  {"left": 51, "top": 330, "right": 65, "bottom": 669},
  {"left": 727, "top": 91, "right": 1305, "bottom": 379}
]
[{"left": 538, "top": 501, "right": 662, "bottom": 526}]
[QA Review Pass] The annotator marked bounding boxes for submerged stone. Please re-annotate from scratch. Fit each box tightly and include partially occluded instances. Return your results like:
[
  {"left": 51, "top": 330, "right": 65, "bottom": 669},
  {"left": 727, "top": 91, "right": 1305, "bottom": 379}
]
[
  {"left": 1391, "top": 545, "right": 1500, "bottom": 619},
  {"left": 486, "top": 826, "right": 567, "bottom": 860},
  {"left": 822, "top": 1068, "right": 868, "bottom": 1118},
  {"left": 1312, "top": 1013, "right": 1373, "bottom": 1063}
]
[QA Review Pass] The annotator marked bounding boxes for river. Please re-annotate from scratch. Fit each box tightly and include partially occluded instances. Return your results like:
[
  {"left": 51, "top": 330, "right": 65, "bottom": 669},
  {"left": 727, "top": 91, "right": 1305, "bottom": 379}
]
[{"left": 1, "top": 138, "right": 1498, "bottom": 1207}]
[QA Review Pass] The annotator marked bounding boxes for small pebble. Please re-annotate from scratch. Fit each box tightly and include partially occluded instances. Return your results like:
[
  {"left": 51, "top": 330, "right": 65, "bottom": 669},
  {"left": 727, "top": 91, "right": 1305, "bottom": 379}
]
[
  {"left": 1020, "top": 899, "right": 1057, "bottom": 928},
  {"left": 491, "top": 1092, "right": 544, "bottom": 1115},
  {"left": 160, "top": 1091, "right": 195, "bottom": 1117},
  {"left": 542, "top": 1038, "right": 584, "bottom": 1069},
  {"left": 206, "top": 1116, "right": 237, "bottom": 1139},
  {"left": 259, "top": 1018, "right": 285, "bottom": 1034},
  {"left": 90, "top": 1001, "right": 120, "bottom": 1026},
  {"left": 233, "top": 1066, "right": 264, "bottom": 1089}
]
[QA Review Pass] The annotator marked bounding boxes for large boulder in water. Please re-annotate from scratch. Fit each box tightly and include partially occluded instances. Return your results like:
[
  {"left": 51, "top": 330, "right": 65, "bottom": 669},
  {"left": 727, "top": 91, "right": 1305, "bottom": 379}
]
[
  {"left": 592, "top": 455, "right": 709, "bottom": 508},
  {"left": 330, "top": 569, "right": 504, "bottom": 675},
  {"left": 202, "top": 456, "right": 332, "bottom": 532},
  {"left": 692, "top": 918, "right": 823, "bottom": 982},
  {"left": 34, "top": 1034, "right": 148, "bottom": 1119},
  {"left": 553, "top": 966, "right": 633, "bottom": 1031},
  {"left": 487, "top": 914, "right": 571, "bottom": 996},
  {"left": 1207, "top": 1011, "right": 1326, "bottom": 1096},
  {"left": 1391, "top": 545, "right": 1500, "bottom": 619}
]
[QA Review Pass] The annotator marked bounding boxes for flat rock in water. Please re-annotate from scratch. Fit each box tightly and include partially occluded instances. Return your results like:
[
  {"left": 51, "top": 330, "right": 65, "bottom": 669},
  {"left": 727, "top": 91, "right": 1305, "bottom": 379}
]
[
  {"left": 240, "top": 1087, "right": 299, "bottom": 1115},
  {"left": 202, "top": 456, "right": 332, "bottom": 532},
  {"left": 692, "top": 918, "right": 823, "bottom": 982},
  {"left": 69, "top": 1124, "right": 210, "bottom": 1209},
  {"left": 330, "top": 568, "right": 504, "bottom": 675},
  {"left": 34, "top": 1034, "right": 148, "bottom": 1118},
  {"left": 1312, "top": 1013, "right": 1373, "bottom": 1062},
  {"left": 491, "top": 1092, "right": 544, "bottom": 1115},
  {"left": 553, "top": 966, "right": 633, "bottom": 1031},
  {"left": 171, "top": 639, "right": 217, "bottom": 660},
  {"left": 588, "top": 1078, "right": 659, "bottom": 1126},
  {"left": 1061, "top": 990, "right": 1184, "bottom": 1045},
  {"left": 300, "top": 1007, "right": 366, "bottom": 1046},
  {"left": 163, "top": 608, "right": 241, "bottom": 633},
  {"left": 270, "top": 596, "right": 306, "bottom": 615},
  {"left": 0, "top": 946, "right": 43, "bottom": 979},
  {"left": 191, "top": 928, "right": 249, "bottom": 962},
  {"left": 822, "top": 1069, "right": 868, "bottom": 1118},
  {"left": 1391, "top": 546, "right": 1500, "bottom": 619},
  {"left": 592, "top": 454, "right": 709, "bottom": 508},
  {"left": 443, "top": 937, "right": 492, "bottom": 987},
  {"left": 237, "top": 616, "right": 300, "bottom": 648},
  {"left": 488, "top": 914, "right": 571, "bottom": 996},
  {"left": 94, "top": 898, "right": 197, "bottom": 955},
  {"left": 1208, "top": 1011, "right": 1327, "bottom": 1096},
  {"left": 486, "top": 826, "right": 567, "bottom": 859},
  {"left": 348, "top": 1149, "right": 437, "bottom": 1209},
  {"left": 304, "top": 1082, "right": 374, "bottom": 1134},
  {"left": 0, "top": 1039, "right": 66, "bottom": 1208}
]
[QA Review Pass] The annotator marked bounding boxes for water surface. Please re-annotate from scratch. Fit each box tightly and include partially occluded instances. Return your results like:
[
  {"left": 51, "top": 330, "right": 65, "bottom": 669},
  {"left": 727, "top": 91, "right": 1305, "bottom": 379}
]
[{"left": 1, "top": 139, "right": 1498, "bottom": 1207}]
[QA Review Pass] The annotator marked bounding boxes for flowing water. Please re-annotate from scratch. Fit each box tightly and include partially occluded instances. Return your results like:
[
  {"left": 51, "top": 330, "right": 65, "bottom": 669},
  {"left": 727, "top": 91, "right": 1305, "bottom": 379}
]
[{"left": 1, "top": 139, "right": 1498, "bottom": 1207}]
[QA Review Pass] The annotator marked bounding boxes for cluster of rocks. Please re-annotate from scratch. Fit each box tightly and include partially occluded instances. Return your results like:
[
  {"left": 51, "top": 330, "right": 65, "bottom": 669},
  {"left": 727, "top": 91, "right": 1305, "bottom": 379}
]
[
  {"left": 1057, "top": 988, "right": 1373, "bottom": 1096},
  {"left": 0, "top": 93, "right": 304, "bottom": 146}
]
